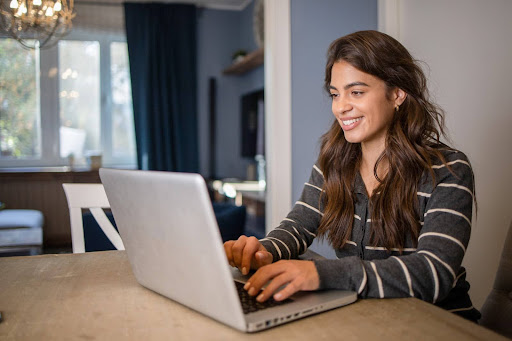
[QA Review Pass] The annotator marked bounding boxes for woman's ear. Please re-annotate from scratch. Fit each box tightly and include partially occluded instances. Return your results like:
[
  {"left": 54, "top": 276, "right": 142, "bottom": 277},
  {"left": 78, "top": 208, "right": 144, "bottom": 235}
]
[{"left": 394, "top": 88, "right": 407, "bottom": 106}]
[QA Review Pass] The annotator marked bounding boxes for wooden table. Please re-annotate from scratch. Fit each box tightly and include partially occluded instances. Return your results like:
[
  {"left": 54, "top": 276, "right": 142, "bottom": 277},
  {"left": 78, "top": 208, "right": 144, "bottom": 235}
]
[{"left": 0, "top": 251, "right": 506, "bottom": 340}]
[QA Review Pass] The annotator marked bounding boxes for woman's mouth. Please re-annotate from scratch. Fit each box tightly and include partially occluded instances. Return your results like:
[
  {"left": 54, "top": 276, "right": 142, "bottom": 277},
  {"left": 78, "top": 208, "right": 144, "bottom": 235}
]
[{"left": 341, "top": 116, "right": 363, "bottom": 130}]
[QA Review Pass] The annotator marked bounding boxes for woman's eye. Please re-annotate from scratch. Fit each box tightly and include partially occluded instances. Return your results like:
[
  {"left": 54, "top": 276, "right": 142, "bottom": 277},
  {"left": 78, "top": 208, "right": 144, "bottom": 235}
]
[
  {"left": 329, "top": 93, "right": 338, "bottom": 98},
  {"left": 352, "top": 91, "right": 364, "bottom": 96}
]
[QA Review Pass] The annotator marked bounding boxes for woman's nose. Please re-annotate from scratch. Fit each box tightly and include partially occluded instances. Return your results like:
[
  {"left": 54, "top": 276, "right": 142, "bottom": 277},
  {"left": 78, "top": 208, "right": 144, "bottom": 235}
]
[{"left": 333, "top": 97, "right": 351, "bottom": 114}]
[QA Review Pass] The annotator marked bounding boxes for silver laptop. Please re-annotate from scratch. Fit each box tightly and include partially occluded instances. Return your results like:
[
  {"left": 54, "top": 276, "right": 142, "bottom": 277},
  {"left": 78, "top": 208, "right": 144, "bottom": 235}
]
[{"left": 99, "top": 168, "right": 357, "bottom": 332}]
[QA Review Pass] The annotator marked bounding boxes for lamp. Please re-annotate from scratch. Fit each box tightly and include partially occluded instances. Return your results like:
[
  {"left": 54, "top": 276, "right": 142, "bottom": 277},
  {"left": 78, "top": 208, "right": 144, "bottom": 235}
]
[{"left": 0, "top": 0, "right": 75, "bottom": 49}]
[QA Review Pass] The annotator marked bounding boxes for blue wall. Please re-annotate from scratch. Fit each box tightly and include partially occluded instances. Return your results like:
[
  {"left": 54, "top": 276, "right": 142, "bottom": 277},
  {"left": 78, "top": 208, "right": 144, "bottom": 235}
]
[
  {"left": 290, "top": 0, "right": 378, "bottom": 257},
  {"left": 197, "top": 1, "right": 264, "bottom": 180},
  {"left": 197, "top": 0, "right": 378, "bottom": 256}
]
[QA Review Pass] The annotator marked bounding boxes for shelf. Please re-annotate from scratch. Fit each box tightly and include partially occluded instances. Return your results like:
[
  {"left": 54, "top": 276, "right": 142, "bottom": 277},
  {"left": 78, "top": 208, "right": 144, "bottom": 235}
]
[{"left": 222, "top": 48, "right": 264, "bottom": 75}]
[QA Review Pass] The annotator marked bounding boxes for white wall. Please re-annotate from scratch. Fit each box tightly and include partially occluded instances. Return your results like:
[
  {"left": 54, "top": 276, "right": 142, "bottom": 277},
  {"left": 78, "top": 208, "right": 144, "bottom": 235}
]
[
  {"left": 379, "top": 0, "right": 512, "bottom": 309},
  {"left": 264, "top": 0, "right": 292, "bottom": 232}
]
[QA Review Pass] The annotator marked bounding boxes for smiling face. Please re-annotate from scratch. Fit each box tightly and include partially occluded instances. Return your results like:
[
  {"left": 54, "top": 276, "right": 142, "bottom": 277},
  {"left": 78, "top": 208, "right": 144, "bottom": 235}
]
[{"left": 329, "top": 61, "right": 405, "bottom": 150}]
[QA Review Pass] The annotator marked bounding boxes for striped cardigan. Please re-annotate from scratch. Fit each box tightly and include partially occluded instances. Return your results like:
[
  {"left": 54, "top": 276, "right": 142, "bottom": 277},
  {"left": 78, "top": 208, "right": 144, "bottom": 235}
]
[{"left": 260, "top": 150, "right": 481, "bottom": 321}]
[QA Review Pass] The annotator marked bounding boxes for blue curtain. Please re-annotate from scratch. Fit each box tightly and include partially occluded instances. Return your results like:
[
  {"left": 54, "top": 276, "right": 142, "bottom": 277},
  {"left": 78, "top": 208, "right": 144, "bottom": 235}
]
[{"left": 124, "top": 3, "right": 198, "bottom": 172}]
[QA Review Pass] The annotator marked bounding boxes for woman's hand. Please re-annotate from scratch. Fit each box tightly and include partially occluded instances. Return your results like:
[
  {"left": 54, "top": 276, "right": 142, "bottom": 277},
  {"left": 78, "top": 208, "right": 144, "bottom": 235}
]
[
  {"left": 223, "top": 235, "right": 273, "bottom": 275},
  {"left": 244, "top": 260, "right": 320, "bottom": 302}
]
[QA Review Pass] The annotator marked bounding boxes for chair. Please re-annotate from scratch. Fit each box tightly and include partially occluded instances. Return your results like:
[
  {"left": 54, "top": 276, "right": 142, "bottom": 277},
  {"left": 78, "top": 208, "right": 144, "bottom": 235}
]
[
  {"left": 479, "top": 219, "right": 512, "bottom": 338},
  {"left": 212, "top": 202, "right": 246, "bottom": 242},
  {"left": 62, "top": 183, "right": 124, "bottom": 253}
]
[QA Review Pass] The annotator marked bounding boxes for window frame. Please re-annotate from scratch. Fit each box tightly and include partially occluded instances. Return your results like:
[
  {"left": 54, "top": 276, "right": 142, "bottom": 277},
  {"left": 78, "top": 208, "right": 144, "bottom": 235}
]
[{"left": 0, "top": 29, "right": 136, "bottom": 169}]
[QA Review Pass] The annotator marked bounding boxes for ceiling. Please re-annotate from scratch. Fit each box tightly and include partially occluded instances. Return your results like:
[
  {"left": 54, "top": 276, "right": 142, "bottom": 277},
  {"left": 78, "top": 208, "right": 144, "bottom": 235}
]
[{"left": 75, "top": 0, "right": 253, "bottom": 11}]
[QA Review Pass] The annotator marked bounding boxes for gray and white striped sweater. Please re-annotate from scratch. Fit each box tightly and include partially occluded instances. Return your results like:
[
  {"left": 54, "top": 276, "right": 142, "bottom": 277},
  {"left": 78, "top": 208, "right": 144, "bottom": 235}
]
[{"left": 260, "top": 150, "right": 480, "bottom": 321}]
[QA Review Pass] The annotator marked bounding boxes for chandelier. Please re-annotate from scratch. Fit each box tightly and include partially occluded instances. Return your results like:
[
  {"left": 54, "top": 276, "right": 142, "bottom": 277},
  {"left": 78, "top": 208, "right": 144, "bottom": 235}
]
[{"left": 0, "top": 0, "right": 75, "bottom": 49}]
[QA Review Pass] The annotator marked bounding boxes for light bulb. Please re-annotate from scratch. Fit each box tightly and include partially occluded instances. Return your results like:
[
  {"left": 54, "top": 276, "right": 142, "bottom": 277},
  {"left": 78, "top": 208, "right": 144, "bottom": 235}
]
[
  {"left": 9, "top": 0, "right": 18, "bottom": 9},
  {"left": 45, "top": 6, "right": 53, "bottom": 16},
  {"left": 54, "top": 1, "right": 61, "bottom": 11},
  {"left": 33, "top": 0, "right": 42, "bottom": 6}
]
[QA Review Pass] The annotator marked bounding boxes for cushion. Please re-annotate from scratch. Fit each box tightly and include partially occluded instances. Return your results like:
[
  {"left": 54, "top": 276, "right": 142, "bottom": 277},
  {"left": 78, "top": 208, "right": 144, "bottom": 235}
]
[
  {"left": 0, "top": 209, "right": 44, "bottom": 229},
  {"left": 0, "top": 227, "right": 42, "bottom": 247}
]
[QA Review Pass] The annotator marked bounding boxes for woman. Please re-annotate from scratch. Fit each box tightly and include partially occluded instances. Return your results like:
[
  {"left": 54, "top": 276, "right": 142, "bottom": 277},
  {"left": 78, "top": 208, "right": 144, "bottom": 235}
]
[{"left": 224, "top": 30, "right": 480, "bottom": 322}]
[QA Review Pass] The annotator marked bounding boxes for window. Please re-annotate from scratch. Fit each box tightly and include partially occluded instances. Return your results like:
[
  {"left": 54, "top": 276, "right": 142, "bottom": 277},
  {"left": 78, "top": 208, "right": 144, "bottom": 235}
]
[
  {"left": 59, "top": 41, "right": 101, "bottom": 160},
  {"left": 0, "top": 36, "right": 136, "bottom": 169},
  {"left": 110, "top": 42, "right": 135, "bottom": 161},
  {"left": 0, "top": 39, "right": 41, "bottom": 160}
]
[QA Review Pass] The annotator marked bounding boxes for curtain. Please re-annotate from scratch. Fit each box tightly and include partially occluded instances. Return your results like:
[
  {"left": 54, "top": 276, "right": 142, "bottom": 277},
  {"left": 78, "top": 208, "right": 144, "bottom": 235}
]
[{"left": 124, "top": 3, "right": 198, "bottom": 172}]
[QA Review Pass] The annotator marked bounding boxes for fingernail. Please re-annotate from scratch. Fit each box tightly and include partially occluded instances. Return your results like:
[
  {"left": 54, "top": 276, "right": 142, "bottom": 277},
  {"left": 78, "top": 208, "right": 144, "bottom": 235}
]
[
  {"left": 242, "top": 267, "right": 247, "bottom": 275},
  {"left": 243, "top": 282, "right": 250, "bottom": 290},
  {"left": 274, "top": 293, "right": 282, "bottom": 301},
  {"left": 248, "top": 288, "right": 256, "bottom": 296},
  {"left": 256, "top": 294, "right": 264, "bottom": 302}
]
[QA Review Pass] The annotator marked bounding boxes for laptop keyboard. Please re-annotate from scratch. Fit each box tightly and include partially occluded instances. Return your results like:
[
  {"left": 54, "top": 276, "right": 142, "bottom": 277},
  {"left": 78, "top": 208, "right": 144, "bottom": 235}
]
[{"left": 235, "top": 281, "right": 292, "bottom": 314}]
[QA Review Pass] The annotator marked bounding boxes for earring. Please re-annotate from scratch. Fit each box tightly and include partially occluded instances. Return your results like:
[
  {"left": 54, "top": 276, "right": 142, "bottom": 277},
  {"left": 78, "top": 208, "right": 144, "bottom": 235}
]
[{"left": 395, "top": 104, "right": 400, "bottom": 112}]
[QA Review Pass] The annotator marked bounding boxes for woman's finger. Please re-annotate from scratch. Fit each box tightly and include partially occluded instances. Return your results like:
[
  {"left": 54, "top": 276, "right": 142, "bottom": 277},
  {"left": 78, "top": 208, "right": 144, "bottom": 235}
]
[
  {"left": 253, "top": 250, "right": 273, "bottom": 268},
  {"left": 223, "top": 240, "right": 235, "bottom": 267},
  {"left": 240, "top": 237, "right": 260, "bottom": 275},
  {"left": 247, "top": 261, "right": 287, "bottom": 294},
  {"left": 246, "top": 260, "right": 320, "bottom": 302},
  {"left": 272, "top": 278, "right": 302, "bottom": 301},
  {"left": 231, "top": 236, "right": 247, "bottom": 269},
  {"left": 256, "top": 273, "right": 295, "bottom": 302}
]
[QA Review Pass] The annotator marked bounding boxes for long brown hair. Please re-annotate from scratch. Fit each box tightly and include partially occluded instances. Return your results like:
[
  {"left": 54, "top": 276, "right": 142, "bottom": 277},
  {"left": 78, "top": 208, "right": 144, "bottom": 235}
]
[{"left": 318, "top": 30, "right": 449, "bottom": 251}]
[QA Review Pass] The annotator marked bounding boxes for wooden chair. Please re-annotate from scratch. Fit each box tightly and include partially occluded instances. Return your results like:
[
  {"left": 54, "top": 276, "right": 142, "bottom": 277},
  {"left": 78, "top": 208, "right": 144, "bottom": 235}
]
[{"left": 62, "top": 183, "right": 124, "bottom": 253}]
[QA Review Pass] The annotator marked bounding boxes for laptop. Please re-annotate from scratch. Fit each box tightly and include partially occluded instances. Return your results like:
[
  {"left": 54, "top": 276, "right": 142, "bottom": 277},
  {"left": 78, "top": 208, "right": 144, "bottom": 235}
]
[{"left": 99, "top": 168, "right": 357, "bottom": 332}]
